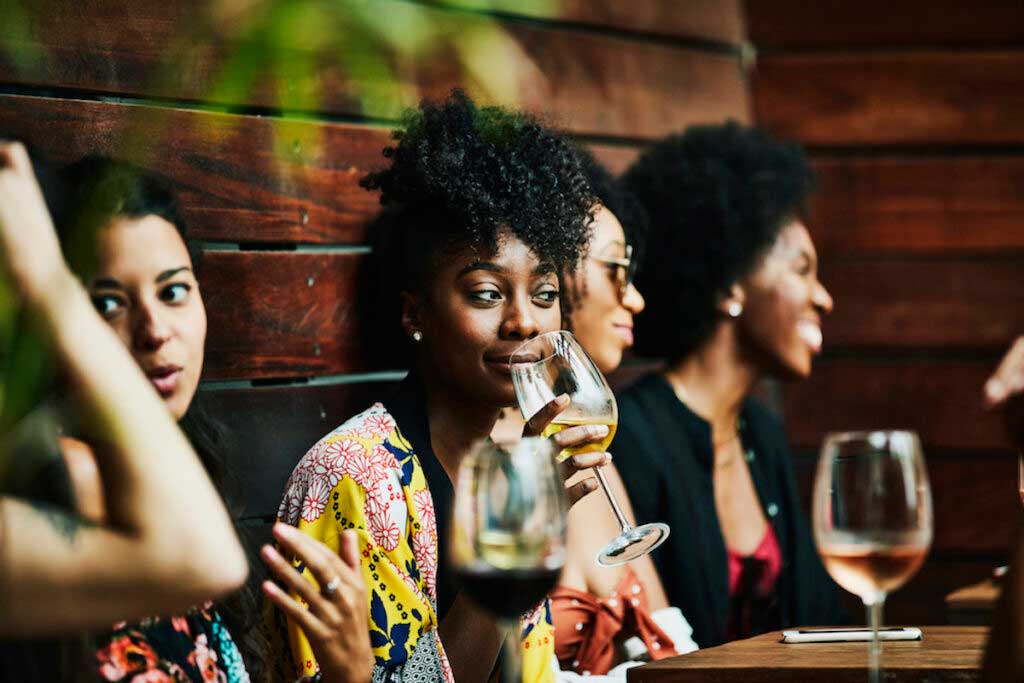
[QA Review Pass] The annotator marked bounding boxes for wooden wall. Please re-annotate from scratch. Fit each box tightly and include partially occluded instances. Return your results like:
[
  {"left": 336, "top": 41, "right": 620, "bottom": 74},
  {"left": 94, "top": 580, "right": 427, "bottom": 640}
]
[
  {"left": 0, "top": 0, "right": 749, "bottom": 534},
  {"left": 747, "top": 0, "right": 1024, "bottom": 625}
]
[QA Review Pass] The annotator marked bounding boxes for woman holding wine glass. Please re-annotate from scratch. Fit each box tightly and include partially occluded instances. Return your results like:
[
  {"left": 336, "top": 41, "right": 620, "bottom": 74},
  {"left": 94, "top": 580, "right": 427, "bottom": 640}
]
[
  {"left": 272, "top": 91, "right": 612, "bottom": 683},
  {"left": 613, "top": 122, "right": 846, "bottom": 648}
]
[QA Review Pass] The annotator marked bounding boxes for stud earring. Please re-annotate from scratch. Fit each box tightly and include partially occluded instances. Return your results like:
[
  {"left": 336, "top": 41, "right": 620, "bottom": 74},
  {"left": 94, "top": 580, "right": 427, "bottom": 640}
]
[
  {"left": 412, "top": 330, "right": 423, "bottom": 342},
  {"left": 727, "top": 302, "right": 743, "bottom": 318}
]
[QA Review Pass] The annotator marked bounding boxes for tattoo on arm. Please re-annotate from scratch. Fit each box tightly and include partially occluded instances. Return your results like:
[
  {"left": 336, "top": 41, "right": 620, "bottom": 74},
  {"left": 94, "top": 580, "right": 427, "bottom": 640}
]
[{"left": 28, "top": 500, "right": 88, "bottom": 544}]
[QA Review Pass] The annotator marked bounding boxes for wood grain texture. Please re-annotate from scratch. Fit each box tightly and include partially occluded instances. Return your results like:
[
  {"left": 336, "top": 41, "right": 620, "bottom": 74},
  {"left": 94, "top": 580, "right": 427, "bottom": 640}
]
[
  {"left": 753, "top": 52, "right": 1024, "bottom": 145},
  {"left": 746, "top": 0, "right": 1024, "bottom": 49},
  {"left": 437, "top": 0, "right": 744, "bottom": 43},
  {"left": 0, "top": 0, "right": 749, "bottom": 139},
  {"left": 629, "top": 626, "right": 986, "bottom": 682},
  {"left": 0, "top": 94, "right": 389, "bottom": 244},
  {"left": 791, "top": 451, "right": 1017, "bottom": 554},
  {"left": 200, "top": 250, "right": 365, "bottom": 380},
  {"left": 784, "top": 360, "right": 1009, "bottom": 452},
  {"left": 199, "top": 380, "right": 397, "bottom": 519},
  {"left": 819, "top": 259, "right": 1024, "bottom": 350},
  {"left": 808, "top": 156, "right": 1024, "bottom": 255}
]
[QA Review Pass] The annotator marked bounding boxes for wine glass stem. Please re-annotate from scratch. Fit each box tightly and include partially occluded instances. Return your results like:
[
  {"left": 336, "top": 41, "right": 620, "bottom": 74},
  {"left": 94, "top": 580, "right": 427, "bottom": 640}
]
[
  {"left": 866, "top": 597, "right": 884, "bottom": 683},
  {"left": 498, "top": 620, "right": 520, "bottom": 683},
  {"left": 593, "top": 465, "right": 632, "bottom": 532}
]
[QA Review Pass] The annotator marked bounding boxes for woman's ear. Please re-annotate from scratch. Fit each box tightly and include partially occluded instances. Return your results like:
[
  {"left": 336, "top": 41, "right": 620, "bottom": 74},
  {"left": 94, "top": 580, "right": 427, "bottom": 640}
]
[
  {"left": 718, "top": 283, "right": 746, "bottom": 319},
  {"left": 400, "top": 291, "right": 423, "bottom": 341}
]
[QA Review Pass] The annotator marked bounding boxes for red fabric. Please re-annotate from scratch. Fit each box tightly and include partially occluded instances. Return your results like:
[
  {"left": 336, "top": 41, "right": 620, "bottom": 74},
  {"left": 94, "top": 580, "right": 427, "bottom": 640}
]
[
  {"left": 550, "top": 567, "right": 678, "bottom": 675},
  {"left": 727, "top": 524, "right": 782, "bottom": 597}
]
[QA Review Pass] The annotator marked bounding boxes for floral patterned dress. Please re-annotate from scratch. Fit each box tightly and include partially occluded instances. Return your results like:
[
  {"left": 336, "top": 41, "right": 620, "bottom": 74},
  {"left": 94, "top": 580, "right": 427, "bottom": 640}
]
[
  {"left": 95, "top": 603, "right": 250, "bottom": 683},
  {"left": 272, "top": 400, "right": 556, "bottom": 683}
]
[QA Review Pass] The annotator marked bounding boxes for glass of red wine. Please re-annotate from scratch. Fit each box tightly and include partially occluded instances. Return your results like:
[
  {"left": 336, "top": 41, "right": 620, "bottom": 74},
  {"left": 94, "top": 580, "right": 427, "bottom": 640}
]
[
  {"left": 813, "top": 430, "right": 933, "bottom": 683},
  {"left": 451, "top": 437, "right": 567, "bottom": 683}
]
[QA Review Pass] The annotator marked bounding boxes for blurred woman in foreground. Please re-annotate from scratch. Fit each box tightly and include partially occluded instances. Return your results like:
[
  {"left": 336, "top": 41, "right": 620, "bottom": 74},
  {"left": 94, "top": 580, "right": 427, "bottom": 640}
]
[{"left": 614, "top": 122, "right": 845, "bottom": 647}]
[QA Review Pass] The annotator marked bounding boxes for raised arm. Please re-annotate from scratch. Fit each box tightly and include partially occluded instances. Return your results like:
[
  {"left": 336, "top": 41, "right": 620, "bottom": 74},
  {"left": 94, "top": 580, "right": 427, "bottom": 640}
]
[{"left": 0, "top": 141, "right": 247, "bottom": 635}]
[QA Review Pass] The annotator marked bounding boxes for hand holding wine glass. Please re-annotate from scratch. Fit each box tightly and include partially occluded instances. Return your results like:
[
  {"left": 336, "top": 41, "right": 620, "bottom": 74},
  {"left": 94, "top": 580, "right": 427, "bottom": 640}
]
[
  {"left": 813, "top": 430, "right": 933, "bottom": 683},
  {"left": 450, "top": 437, "right": 567, "bottom": 683},
  {"left": 511, "top": 331, "right": 669, "bottom": 566}
]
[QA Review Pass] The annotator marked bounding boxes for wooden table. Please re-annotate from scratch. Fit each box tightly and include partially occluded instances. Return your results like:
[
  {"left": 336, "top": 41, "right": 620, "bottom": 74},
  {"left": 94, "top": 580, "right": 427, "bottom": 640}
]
[
  {"left": 628, "top": 626, "right": 987, "bottom": 682},
  {"left": 946, "top": 578, "right": 1001, "bottom": 625}
]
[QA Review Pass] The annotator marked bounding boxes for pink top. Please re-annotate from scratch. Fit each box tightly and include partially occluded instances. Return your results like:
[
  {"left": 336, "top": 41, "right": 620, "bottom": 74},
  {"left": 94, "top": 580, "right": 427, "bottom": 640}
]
[{"left": 727, "top": 524, "right": 782, "bottom": 597}]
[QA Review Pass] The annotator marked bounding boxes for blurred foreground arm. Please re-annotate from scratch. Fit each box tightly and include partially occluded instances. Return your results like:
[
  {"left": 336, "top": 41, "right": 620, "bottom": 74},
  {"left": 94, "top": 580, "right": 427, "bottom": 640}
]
[{"left": 0, "top": 141, "right": 247, "bottom": 635}]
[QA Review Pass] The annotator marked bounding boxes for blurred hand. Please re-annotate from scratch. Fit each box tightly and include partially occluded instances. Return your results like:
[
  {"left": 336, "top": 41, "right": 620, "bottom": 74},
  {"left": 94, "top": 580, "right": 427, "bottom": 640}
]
[
  {"left": 0, "top": 141, "right": 68, "bottom": 302},
  {"left": 262, "top": 523, "right": 374, "bottom": 683},
  {"left": 985, "top": 337, "right": 1024, "bottom": 449},
  {"left": 523, "top": 393, "right": 612, "bottom": 506}
]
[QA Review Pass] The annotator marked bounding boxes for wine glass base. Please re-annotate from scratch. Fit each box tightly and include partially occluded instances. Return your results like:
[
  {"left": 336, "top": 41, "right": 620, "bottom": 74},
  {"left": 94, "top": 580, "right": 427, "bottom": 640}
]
[{"left": 596, "top": 522, "right": 670, "bottom": 566}]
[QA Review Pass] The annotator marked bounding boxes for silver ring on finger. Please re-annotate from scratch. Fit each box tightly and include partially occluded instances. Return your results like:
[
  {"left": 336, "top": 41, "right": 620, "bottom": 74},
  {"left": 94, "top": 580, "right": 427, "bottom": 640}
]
[{"left": 321, "top": 575, "right": 342, "bottom": 598}]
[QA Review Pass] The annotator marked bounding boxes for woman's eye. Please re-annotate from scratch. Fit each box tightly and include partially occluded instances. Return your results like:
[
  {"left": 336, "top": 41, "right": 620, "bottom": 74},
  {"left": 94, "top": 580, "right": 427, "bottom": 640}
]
[
  {"left": 161, "top": 283, "right": 191, "bottom": 304},
  {"left": 533, "top": 288, "right": 559, "bottom": 305},
  {"left": 470, "top": 289, "right": 502, "bottom": 304},
  {"left": 90, "top": 294, "right": 124, "bottom": 318}
]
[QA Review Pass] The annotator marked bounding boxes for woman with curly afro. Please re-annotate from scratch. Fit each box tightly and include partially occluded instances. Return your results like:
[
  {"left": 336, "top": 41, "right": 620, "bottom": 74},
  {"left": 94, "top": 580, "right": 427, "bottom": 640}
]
[
  {"left": 270, "top": 91, "right": 611, "bottom": 683},
  {"left": 612, "top": 122, "right": 845, "bottom": 648}
]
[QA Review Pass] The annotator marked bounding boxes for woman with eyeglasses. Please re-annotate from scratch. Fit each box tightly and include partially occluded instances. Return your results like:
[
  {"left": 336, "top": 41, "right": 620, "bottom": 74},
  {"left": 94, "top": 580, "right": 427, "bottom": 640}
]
[{"left": 494, "top": 150, "right": 698, "bottom": 678}]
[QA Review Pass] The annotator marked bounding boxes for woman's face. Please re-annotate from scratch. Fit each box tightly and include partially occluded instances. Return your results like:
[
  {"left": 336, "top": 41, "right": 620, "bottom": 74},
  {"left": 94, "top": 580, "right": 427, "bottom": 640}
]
[
  {"left": 738, "top": 219, "right": 833, "bottom": 379},
  {"left": 88, "top": 214, "right": 207, "bottom": 420},
  {"left": 412, "top": 231, "right": 563, "bottom": 407},
  {"left": 567, "top": 205, "right": 645, "bottom": 375}
]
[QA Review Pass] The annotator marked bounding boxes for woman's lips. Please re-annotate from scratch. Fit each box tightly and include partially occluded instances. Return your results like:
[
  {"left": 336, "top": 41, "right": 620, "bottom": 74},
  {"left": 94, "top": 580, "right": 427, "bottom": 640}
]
[
  {"left": 148, "top": 367, "right": 182, "bottom": 396},
  {"left": 613, "top": 325, "right": 634, "bottom": 346},
  {"left": 797, "top": 321, "right": 823, "bottom": 353}
]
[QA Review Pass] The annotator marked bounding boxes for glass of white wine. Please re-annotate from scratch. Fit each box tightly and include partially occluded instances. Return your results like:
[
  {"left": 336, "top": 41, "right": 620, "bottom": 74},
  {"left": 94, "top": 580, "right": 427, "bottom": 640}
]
[
  {"left": 813, "top": 430, "right": 933, "bottom": 683},
  {"left": 450, "top": 437, "right": 567, "bottom": 683},
  {"left": 510, "top": 330, "right": 669, "bottom": 565}
]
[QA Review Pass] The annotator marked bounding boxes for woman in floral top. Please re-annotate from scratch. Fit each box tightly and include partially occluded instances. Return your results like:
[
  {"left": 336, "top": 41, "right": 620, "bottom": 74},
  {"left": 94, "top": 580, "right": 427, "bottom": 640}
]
[{"left": 270, "top": 90, "right": 611, "bottom": 683}]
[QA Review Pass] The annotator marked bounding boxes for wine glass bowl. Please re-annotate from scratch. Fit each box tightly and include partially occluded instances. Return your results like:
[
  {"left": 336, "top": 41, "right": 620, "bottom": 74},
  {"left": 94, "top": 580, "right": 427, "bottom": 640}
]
[
  {"left": 510, "top": 330, "right": 669, "bottom": 566},
  {"left": 813, "top": 430, "right": 932, "bottom": 683}
]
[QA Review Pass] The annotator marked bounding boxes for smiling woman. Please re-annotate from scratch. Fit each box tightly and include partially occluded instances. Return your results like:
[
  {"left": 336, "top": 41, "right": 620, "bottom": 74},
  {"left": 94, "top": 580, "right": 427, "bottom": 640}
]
[
  {"left": 613, "top": 122, "right": 845, "bottom": 648},
  {"left": 270, "top": 90, "right": 612, "bottom": 683}
]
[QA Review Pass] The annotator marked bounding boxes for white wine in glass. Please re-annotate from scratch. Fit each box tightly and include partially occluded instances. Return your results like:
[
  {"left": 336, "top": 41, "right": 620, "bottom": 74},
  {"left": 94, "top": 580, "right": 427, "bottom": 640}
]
[
  {"left": 813, "top": 430, "right": 932, "bottom": 683},
  {"left": 511, "top": 330, "right": 669, "bottom": 566}
]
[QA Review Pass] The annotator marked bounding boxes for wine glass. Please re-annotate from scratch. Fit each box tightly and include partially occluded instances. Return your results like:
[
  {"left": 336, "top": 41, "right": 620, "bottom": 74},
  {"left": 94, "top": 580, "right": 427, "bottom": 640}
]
[
  {"left": 450, "top": 437, "right": 567, "bottom": 683},
  {"left": 510, "top": 330, "right": 669, "bottom": 566},
  {"left": 813, "top": 430, "right": 933, "bottom": 683}
]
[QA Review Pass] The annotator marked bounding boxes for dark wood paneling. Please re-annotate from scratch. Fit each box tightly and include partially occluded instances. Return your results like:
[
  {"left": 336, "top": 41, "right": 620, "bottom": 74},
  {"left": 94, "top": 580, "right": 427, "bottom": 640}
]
[
  {"left": 0, "top": 94, "right": 388, "bottom": 244},
  {"left": 201, "top": 380, "right": 399, "bottom": 520},
  {"left": 0, "top": 1, "right": 749, "bottom": 139},
  {"left": 785, "top": 360, "right": 1009, "bottom": 452},
  {"left": 792, "top": 450, "right": 1017, "bottom": 554},
  {"left": 441, "top": 0, "right": 743, "bottom": 43},
  {"left": 746, "top": 0, "right": 1024, "bottom": 49},
  {"left": 809, "top": 156, "right": 1024, "bottom": 255},
  {"left": 753, "top": 52, "right": 1024, "bottom": 145},
  {"left": 201, "top": 251, "right": 364, "bottom": 380},
  {"left": 819, "top": 259, "right": 1024, "bottom": 351}
]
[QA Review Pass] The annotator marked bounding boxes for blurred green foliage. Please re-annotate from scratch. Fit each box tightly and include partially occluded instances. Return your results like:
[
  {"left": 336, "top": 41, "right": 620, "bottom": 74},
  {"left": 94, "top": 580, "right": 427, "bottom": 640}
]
[{"left": 0, "top": 0, "right": 559, "bottom": 444}]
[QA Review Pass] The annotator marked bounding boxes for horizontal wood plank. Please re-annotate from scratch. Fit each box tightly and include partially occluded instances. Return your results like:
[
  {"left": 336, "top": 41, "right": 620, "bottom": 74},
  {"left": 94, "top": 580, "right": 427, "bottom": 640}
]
[
  {"left": 746, "top": 0, "right": 1024, "bottom": 49},
  {"left": 753, "top": 52, "right": 1024, "bottom": 145},
  {"left": 0, "top": 94, "right": 388, "bottom": 244},
  {"left": 200, "top": 380, "right": 400, "bottom": 520},
  {"left": 784, "top": 359, "right": 1010, "bottom": 452},
  {"left": 791, "top": 450, "right": 1018, "bottom": 554},
  {"left": 819, "top": 259, "right": 1024, "bottom": 350},
  {"left": 200, "top": 251, "right": 365, "bottom": 380},
  {"left": 808, "top": 155, "right": 1024, "bottom": 255},
  {"left": 437, "top": 0, "right": 744, "bottom": 43},
  {"left": 0, "top": 0, "right": 749, "bottom": 139}
]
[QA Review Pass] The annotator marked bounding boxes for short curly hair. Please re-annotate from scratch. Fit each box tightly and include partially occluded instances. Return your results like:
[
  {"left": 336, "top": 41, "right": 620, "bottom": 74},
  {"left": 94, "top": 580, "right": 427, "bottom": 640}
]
[
  {"left": 574, "top": 146, "right": 648, "bottom": 260},
  {"left": 623, "top": 121, "right": 814, "bottom": 363},
  {"left": 359, "top": 90, "right": 596, "bottom": 367}
]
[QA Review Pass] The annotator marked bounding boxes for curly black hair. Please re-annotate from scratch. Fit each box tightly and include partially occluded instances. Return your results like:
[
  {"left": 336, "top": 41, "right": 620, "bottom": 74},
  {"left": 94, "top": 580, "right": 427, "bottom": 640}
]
[
  {"left": 360, "top": 90, "right": 596, "bottom": 367},
  {"left": 622, "top": 121, "right": 815, "bottom": 363},
  {"left": 574, "top": 146, "right": 648, "bottom": 260}
]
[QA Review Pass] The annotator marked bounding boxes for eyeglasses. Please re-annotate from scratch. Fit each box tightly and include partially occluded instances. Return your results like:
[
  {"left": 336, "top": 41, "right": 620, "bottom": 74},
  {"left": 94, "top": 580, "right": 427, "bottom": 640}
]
[{"left": 591, "top": 244, "right": 636, "bottom": 300}]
